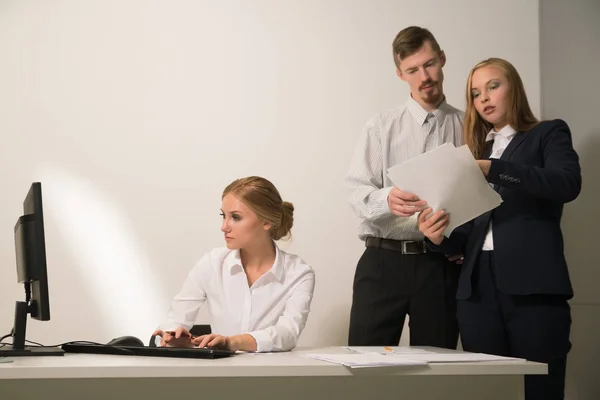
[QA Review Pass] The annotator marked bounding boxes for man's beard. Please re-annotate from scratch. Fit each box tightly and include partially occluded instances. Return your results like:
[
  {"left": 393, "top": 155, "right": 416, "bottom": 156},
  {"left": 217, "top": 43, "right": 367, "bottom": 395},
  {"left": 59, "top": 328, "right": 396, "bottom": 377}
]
[{"left": 421, "top": 86, "right": 441, "bottom": 105}]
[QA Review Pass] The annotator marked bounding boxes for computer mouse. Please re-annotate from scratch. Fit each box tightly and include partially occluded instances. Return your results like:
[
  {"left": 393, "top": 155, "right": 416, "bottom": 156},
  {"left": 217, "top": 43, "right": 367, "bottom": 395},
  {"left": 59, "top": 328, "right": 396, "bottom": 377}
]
[{"left": 106, "top": 335, "right": 145, "bottom": 347}]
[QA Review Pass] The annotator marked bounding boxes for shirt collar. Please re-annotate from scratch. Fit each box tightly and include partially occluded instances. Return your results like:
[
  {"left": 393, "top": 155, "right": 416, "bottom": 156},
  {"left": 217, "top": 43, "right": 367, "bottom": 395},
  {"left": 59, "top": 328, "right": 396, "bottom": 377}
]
[
  {"left": 224, "top": 242, "right": 284, "bottom": 282},
  {"left": 485, "top": 125, "right": 518, "bottom": 142},
  {"left": 406, "top": 95, "right": 449, "bottom": 126}
]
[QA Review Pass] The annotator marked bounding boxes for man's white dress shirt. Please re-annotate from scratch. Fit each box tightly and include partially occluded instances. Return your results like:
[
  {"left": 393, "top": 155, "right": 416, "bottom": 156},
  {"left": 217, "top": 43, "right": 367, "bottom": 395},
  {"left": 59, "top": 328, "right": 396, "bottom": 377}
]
[{"left": 346, "top": 96, "right": 464, "bottom": 240}]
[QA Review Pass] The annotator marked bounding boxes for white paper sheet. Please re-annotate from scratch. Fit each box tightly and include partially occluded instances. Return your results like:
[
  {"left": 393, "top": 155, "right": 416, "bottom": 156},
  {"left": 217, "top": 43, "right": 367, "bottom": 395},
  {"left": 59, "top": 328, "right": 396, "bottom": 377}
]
[
  {"left": 343, "top": 346, "right": 433, "bottom": 355},
  {"left": 386, "top": 143, "right": 503, "bottom": 235},
  {"left": 396, "top": 353, "right": 526, "bottom": 363},
  {"left": 305, "top": 353, "right": 428, "bottom": 368}
]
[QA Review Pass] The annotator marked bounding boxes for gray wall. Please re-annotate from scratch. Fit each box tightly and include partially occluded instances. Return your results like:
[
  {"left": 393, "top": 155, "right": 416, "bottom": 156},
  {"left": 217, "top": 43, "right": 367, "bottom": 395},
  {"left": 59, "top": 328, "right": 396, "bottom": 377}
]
[{"left": 540, "top": 1, "right": 600, "bottom": 398}]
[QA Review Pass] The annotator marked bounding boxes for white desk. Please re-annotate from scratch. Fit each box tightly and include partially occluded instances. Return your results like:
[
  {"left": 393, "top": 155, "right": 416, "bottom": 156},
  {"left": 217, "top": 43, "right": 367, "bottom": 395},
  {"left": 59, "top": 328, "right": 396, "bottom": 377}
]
[{"left": 0, "top": 346, "right": 545, "bottom": 400}]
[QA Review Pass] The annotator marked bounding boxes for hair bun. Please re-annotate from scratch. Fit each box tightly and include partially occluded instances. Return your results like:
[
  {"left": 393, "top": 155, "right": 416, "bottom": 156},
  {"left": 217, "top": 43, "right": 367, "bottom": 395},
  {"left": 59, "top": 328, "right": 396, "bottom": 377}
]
[
  {"left": 273, "top": 201, "right": 294, "bottom": 241},
  {"left": 222, "top": 176, "right": 295, "bottom": 242}
]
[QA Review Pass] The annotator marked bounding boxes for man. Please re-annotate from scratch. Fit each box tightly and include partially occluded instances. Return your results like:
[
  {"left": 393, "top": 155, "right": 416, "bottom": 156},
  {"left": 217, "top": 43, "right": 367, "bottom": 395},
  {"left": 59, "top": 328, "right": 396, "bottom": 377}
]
[{"left": 345, "top": 26, "right": 464, "bottom": 348}]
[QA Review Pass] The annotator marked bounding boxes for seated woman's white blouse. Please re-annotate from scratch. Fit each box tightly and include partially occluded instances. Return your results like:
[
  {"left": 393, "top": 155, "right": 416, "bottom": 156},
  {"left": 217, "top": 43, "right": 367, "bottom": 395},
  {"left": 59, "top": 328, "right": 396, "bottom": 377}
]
[{"left": 157, "top": 244, "right": 315, "bottom": 352}]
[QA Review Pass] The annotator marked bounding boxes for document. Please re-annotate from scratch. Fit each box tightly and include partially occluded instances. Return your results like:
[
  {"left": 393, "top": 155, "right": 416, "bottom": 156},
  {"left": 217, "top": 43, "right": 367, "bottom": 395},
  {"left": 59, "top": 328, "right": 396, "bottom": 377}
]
[
  {"left": 305, "top": 353, "right": 428, "bottom": 368},
  {"left": 397, "top": 353, "right": 526, "bottom": 363},
  {"left": 306, "top": 351, "right": 524, "bottom": 368},
  {"left": 386, "top": 143, "right": 503, "bottom": 235},
  {"left": 343, "top": 346, "right": 433, "bottom": 355}
]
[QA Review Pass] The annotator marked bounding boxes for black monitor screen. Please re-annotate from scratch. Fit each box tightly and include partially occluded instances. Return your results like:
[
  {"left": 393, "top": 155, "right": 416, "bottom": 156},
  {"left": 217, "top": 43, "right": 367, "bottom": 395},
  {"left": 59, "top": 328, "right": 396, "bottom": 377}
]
[
  {"left": 0, "top": 182, "right": 62, "bottom": 356},
  {"left": 13, "top": 183, "right": 50, "bottom": 321}
]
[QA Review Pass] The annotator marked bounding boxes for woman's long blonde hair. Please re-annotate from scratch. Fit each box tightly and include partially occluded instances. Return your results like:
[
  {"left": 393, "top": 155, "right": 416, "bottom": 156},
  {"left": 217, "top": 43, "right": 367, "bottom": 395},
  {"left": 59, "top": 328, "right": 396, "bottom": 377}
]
[{"left": 464, "top": 58, "right": 539, "bottom": 159}]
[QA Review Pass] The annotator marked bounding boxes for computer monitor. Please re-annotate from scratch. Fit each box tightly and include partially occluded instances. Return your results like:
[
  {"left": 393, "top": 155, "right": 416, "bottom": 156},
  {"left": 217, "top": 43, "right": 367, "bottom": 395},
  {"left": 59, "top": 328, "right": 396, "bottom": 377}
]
[{"left": 0, "top": 182, "right": 63, "bottom": 356}]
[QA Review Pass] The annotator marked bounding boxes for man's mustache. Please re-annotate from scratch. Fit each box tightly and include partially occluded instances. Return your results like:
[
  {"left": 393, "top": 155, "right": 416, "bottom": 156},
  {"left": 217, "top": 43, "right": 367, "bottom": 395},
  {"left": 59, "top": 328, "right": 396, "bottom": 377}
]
[{"left": 419, "top": 80, "right": 436, "bottom": 91}]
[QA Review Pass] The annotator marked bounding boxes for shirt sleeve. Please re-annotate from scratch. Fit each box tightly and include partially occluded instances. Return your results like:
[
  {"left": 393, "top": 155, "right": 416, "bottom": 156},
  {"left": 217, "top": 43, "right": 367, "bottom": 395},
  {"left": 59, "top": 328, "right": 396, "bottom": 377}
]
[
  {"left": 345, "top": 118, "right": 393, "bottom": 221},
  {"left": 246, "top": 271, "right": 315, "bottom": 352},
  {"left": 156, "top": 254, "right": 209, "bottom": 332}
]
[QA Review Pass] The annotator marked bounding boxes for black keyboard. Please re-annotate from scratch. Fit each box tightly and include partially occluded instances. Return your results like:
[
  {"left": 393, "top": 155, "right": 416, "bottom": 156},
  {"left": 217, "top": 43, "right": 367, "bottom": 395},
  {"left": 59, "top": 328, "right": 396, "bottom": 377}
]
[{"left": 61, "top": 343, "right": 234, "bottom": 359}]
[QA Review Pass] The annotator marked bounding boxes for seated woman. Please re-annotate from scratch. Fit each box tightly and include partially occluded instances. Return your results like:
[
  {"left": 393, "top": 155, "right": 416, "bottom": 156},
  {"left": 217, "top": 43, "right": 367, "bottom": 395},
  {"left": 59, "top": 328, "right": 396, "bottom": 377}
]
[
  {"left": 153, "top": 176, "right": 315, "bottom": 352},
  {"left": 418, "top": 58, "right": 581, "bottom": 400}
]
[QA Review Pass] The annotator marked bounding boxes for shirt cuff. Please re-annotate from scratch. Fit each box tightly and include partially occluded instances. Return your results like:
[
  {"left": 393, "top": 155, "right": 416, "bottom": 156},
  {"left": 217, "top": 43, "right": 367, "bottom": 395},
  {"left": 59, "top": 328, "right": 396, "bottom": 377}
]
[
  {"left": 157, "top": 325, "right": 179, "bottom": 332},
  {"left": 247, "top": 330, "right": 273, "bottom": 353},
  {"left": 156, "top": 324, "right": 189, "bottom": 334},
  {"left": 374, "top": 186, "right": 393, "bottom": 216}
]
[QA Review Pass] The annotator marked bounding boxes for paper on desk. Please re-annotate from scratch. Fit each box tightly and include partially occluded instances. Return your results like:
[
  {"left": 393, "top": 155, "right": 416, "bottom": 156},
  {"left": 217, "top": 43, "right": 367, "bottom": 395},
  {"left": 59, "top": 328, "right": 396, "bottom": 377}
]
[
  {"left": 386, "top": 143, "right": 503, "bottom": 235},
  {"left": 397, "top": 353, "right": 526, "bottom": 363},
  {"left": 305, "top": 353, "right": 427, "bottom": 368},
  {"left": 343, "top": 346, "right": 433, "bottom": 355}
]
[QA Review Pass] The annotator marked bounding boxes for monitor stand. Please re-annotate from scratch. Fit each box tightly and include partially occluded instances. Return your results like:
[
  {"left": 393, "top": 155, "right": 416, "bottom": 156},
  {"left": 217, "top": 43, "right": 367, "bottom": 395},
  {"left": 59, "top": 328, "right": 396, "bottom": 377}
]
[
  {"left": 0, "top": 346, "right": 65, "bottom": 357},
  {"left": 0, "top": 301, "right": 64, "bottom": 357}
]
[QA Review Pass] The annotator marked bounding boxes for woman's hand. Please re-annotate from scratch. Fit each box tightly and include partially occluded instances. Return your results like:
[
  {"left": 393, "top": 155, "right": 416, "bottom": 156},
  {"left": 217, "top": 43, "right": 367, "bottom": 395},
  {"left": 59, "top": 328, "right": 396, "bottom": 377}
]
[
  {"left": 191, "top": 334, "right": 229, "bottom": 350},
  {"left": 476, "top": 160, "right": 491, "bottom": 176},
  {"left": 152, "top": 326, "right": 193, "bottom": 348},
  {"left": 417, "top": 208, "right": 449, "bottom": 245}
]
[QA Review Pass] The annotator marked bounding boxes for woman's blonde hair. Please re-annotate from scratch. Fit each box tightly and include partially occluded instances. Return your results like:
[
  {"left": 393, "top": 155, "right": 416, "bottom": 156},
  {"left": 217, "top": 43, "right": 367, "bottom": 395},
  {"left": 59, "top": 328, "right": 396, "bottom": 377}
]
[
  {"left": 464, "top": 58, "right": 539, "bottom": 159},
  {"left": 222, "top": 176, "right": 294, "bottom": 241}
]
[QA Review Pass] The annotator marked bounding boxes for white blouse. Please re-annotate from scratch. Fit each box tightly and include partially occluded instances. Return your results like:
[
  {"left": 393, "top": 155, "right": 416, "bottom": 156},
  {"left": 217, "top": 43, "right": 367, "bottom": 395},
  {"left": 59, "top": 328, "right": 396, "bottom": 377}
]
[{"left": 157, "top": 244, "right": 315, "bottom": 352}]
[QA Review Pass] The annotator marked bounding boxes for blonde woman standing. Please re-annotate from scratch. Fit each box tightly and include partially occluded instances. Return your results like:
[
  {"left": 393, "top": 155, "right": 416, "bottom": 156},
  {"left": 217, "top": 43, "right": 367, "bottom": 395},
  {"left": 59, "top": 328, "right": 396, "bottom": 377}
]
[{"left": 419, "top": 58, "right": 581, "bottom": 400}]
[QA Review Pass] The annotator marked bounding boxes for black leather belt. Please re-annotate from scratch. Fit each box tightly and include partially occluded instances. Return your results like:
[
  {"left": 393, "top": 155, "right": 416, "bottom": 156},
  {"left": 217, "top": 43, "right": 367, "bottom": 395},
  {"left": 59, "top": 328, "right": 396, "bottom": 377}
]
[{"left": 365, "top": 237, "right": 428, "bottom": 254}]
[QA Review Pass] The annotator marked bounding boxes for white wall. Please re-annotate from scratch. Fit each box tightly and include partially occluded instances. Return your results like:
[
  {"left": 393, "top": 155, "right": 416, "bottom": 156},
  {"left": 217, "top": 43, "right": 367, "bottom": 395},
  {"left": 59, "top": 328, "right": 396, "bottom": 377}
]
[
  {"left": 539, "top": 1, "right": 600, "bottom": 398},
  {"left": 0, "top": 0, "right": 540, "bottom": 348}
]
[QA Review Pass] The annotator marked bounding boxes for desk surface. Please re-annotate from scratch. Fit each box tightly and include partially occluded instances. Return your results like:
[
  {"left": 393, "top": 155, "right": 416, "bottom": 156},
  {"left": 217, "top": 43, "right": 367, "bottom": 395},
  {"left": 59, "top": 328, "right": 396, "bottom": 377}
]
[{"left": 0, "top": 346, "right": 546, "bottom": 380}]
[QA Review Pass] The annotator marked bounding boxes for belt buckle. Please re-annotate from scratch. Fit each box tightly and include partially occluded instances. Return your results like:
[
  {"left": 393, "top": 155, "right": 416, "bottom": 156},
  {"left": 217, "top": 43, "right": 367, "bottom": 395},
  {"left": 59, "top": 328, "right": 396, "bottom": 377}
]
[{"left": 402, "top": 241, "right": 424, "bottom": 255}]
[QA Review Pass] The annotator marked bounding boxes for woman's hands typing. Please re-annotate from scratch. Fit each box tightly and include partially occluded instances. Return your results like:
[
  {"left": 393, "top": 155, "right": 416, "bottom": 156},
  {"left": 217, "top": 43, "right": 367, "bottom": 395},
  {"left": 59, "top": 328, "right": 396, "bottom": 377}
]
[{"left": 152, "top": 327, "right": 194, "bottom": 348}]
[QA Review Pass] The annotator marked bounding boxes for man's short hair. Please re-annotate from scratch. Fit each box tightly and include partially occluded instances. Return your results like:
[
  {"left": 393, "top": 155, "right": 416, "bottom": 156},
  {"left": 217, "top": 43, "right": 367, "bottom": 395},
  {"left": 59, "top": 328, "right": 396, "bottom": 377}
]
[{"left": 392, "top": 26, "right": 442, "bottom": 69}]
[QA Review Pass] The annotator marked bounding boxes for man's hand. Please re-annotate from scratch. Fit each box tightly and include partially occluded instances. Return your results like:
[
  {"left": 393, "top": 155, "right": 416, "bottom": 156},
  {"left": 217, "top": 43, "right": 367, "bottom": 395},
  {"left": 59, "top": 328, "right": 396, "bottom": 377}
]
[
  {"left": 417, "top": 208, "right": 449, "bottom": 245},
  {"left": 387, "top": 187, "right": 427, "bottom": 217}
]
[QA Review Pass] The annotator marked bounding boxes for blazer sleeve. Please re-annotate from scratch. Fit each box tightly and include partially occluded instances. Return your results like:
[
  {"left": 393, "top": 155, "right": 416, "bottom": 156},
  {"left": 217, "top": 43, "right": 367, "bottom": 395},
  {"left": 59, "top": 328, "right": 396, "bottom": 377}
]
[
  {"left": 425, "top": 219, "right": 475, "bottom": 255},
  {"left": 487, "top": 119, "right": 581, "bottom": 203}
]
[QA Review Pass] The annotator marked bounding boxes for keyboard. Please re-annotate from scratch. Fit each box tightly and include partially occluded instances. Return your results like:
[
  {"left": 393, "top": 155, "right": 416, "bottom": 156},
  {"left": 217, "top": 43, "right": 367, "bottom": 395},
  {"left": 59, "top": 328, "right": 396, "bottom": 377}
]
[{"left": 61, "top": 343, "right": 234, "bottom": 359}]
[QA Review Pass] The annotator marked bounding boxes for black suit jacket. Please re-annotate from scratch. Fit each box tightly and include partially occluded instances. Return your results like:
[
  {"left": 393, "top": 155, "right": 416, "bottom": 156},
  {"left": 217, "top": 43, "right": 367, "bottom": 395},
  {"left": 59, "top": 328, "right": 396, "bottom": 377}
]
[{"left": 429, "top": 119, "right": 581, "bottom": 300}]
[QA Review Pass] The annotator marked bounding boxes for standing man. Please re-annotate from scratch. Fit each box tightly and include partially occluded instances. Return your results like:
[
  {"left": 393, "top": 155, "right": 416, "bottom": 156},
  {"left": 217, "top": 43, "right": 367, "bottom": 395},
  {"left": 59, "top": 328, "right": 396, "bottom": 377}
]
[{"left": 345, "top": 26, "right": 463, "bottom": 348}]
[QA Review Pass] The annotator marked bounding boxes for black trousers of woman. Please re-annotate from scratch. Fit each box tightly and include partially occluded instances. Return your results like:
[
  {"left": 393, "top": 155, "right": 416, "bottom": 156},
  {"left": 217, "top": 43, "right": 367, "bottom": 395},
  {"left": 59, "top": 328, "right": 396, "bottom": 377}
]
[{"left": 458, "top": 251, "right": 571, "bottom": 400}]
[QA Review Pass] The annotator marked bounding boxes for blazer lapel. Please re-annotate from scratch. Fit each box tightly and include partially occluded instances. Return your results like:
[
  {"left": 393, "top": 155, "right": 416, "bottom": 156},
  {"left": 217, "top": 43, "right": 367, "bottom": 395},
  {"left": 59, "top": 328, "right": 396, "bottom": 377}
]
[{"left": 500, "top": 132, "right": 527, "bottom": 160}]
